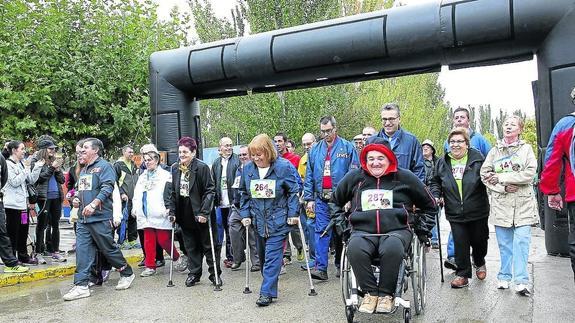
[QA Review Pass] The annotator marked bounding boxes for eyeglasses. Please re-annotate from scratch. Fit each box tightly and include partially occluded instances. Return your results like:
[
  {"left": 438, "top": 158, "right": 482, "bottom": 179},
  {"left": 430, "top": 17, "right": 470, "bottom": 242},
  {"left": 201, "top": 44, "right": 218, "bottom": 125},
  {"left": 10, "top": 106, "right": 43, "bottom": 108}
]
[
  {"left": 449, "top": 140, "right": 466, "bottom": 145},
  {"left": 381, "top": 117, "right": 399, "bottom": 123},
  {"left": 320, "top": 128, "right": 334, "bottom": 135}
]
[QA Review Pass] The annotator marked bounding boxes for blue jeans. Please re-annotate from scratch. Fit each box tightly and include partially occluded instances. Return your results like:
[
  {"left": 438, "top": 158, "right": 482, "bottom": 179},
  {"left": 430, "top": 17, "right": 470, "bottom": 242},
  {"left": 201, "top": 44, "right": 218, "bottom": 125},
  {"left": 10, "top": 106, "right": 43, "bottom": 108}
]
[
  {"left": 447, "top": 231, "right": 455, "bottom": 258},
  {"left": 314, "top": 199, "right": 331, "bottom": 272},
  {"left": 305, "top": 214, "right": 316, "bottom": 265},
  {"left": 256, "top": 234, "right": 287, "bottom": 298},
  {"left": 495, "top": 225, "right": 531, "bottom": 284}
]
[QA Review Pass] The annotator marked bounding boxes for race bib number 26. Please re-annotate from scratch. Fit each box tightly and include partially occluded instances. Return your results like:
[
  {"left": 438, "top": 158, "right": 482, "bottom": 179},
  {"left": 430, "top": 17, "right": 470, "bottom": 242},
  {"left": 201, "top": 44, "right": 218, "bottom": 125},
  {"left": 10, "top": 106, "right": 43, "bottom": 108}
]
[
  {"left": 361, "top": 189, "right": 393, "bottom": 211},
  {"left": 250, "top": 179, "right": 276, "bottom": 199}
]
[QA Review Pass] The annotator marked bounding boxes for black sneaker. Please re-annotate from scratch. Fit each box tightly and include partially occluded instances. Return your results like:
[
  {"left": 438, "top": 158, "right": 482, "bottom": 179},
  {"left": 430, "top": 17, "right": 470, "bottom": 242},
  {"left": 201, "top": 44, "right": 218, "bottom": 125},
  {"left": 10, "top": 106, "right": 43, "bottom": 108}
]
[
  {"left": 444, "top": 257, "right": 458, "bottom": 270},
  {"left": 256, "top": 295, "right": 273, "bottom": 306},
  {"left": 310, "top": 269, "right": 328, "bottom": 281},
  {"left": 155, "top": 260, "right": 165, "bottom": 268}
]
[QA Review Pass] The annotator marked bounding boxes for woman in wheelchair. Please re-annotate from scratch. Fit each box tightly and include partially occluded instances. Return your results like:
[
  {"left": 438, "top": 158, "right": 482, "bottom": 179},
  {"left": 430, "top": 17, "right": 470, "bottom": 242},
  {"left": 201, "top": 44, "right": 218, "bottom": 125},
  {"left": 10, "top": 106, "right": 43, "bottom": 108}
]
[{"left": 330, "top": 141, "right": 436, "bottom": 314}]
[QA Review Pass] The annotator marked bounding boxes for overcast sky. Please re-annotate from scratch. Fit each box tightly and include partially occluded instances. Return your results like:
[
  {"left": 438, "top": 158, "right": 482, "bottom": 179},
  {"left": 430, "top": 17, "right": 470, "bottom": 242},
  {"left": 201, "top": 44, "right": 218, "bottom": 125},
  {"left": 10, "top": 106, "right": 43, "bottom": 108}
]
[{"left": 156, "top": 0, "right": 538, "bottom": 116}]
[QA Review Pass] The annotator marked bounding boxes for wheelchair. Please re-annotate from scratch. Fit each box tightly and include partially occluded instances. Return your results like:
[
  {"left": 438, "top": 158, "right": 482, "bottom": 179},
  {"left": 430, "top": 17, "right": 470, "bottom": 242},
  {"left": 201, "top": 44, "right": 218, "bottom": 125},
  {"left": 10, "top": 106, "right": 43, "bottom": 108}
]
[{"left": 340, "top": 232, "right": 427, "bottom": 323}]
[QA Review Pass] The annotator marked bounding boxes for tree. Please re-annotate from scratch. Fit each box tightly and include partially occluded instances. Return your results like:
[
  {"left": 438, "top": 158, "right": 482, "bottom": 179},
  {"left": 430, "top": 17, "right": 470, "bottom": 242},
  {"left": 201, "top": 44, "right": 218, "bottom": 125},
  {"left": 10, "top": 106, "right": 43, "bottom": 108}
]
[{"left": 0, "top": 0, "right": 190, "bottom": 154}]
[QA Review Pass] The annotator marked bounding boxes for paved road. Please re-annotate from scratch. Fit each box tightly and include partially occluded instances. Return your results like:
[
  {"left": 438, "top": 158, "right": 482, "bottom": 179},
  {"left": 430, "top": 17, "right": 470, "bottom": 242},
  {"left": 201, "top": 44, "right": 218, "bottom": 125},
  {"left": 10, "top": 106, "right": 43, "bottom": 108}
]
[{"left": 1, "top": 225, "right": 574, "bottom": 322}]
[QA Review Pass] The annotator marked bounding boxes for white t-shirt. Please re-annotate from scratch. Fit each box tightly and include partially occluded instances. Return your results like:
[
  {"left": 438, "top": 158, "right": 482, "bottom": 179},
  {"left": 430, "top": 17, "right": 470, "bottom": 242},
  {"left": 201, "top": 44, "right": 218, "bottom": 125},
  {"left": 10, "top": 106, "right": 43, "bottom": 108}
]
[
  {"left": 220, "top": 157, "right": 230, "bottom": 207},
  {"left": 258, "top": 166, "right": 269, "bottom": 180}
]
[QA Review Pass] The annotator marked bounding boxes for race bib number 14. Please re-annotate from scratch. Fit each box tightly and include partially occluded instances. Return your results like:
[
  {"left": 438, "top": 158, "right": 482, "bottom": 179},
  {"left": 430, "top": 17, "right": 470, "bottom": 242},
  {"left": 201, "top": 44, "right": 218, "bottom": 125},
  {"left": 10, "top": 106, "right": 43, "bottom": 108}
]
[
  {"left": 250, "top": 179, "right": 276, "bottom": 199},
  {"left": 361, "top": 189, "right": 393, "bottom": 211}
]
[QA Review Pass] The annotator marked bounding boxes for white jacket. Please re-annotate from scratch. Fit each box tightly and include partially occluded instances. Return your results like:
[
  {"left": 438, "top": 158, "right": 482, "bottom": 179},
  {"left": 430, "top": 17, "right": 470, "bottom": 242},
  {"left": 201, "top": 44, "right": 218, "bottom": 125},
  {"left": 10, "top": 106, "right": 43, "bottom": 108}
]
[
  {"left": 2, "top": 158, "right": 42, "bottom": 210},
  {"left": 132, "top": 167, "right": 173, "bottom": 230}
]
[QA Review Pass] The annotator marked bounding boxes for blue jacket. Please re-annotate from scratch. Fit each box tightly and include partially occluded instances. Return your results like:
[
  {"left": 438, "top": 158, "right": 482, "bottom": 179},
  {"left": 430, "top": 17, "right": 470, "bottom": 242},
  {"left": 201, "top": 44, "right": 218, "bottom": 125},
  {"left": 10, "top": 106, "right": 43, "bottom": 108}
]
[
  {"left": 368, "top": 128, "right": 426, "bottom": 182},
  {"left": 303, "top": 136, "right": 359, "bottom": 201},
  {"left": 443, "top": 129, "right": 491, "bottom": 157},
  {"left": 77, "top": 157, "right": 116, "bottom": 223},
  {"left": 239, "top": 158, "right": 300, "bottom": 238}
]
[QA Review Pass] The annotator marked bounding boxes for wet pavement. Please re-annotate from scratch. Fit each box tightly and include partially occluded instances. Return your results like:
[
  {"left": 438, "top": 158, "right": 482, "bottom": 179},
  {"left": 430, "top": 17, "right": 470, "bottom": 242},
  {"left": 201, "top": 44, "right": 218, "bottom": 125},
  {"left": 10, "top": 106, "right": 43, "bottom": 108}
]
[{"left": 1, "top": 218, "right": 574, "bottom": 322}]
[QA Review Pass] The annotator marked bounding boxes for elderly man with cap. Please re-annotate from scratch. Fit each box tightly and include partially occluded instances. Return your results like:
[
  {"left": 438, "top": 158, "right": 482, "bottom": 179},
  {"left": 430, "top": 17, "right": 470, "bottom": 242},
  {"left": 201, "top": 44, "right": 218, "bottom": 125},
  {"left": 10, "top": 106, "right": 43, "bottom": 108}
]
[
  {"left": 422, "top": 139, "right": 440, "bottom": 248},
  {"left": 30, "top": 135, "right": 67, "bottom": 264},
  {"left": 353, "top": 134, "right": 364, "bottom": 153}
]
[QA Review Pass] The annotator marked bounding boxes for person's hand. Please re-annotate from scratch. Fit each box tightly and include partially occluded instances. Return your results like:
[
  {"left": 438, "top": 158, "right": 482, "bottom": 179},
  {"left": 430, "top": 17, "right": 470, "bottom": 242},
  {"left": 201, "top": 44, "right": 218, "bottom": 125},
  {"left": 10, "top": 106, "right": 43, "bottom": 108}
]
[
  {"left": 505, "top": 184, "right": 519, "bottom": 193},
  {"left": 488, "top": 174, "right": 499, "bottom": 185},
  {"left": 306, "top": 201, "right": 315, "bottom": 213},
  {"left": 241, "top": 218, "right": 252, "bottom": 227},
  {"left": 121, "top": 193, "right": 129, "bottom": 202},
  {"left": 196, "top": 215, "right": 207, "bottom": 223},
  {"left": 548, "top": 194, "right": 563, "bottom": 211},
  {"left": 82, "top": 203, "right": 96, "bottom": 217},
  {"left": 51, "top": 159, "right": 62, "bottom": 169},
  {"left": 287, "top": 217, "right": 299, "bottom": 225}
]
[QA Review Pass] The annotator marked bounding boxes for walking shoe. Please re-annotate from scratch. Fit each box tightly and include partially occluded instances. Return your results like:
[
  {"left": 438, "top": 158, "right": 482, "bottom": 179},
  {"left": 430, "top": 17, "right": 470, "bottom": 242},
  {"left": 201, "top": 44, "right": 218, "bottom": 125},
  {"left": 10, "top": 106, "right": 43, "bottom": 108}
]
[
  {"left": 358, "top": 293, "right": 378, "bottom": 314},
  {"left": 296, "top": 248, "right": 305, "bottom": 262},
  {"left": 140, "top": 268, "right": 156, "bottom": 277},
  {"left": 185, "top": 275, "right": 201, "bottom": 287},
  {"left": 174, "top": 257, "right": 188, "bottom": 272},
  {"left": 256, "top": 295, "right": 273, "bottom": 306},
  {"left": 137, "top": 259, "right": 145, "bottom": 267},
  {"left": 36, "top": 254, "right": 47, "bottom": 265},
  {"left": 155, "top": 260, "right": 165, "bottom": 268},
  {"left": 376, "top": 295, "right": 395, "bottom": 313},
  {"left": 450, "top": 276, "right": 469, "bottom": 288},
  {"left": 21, "top": 256, "right": 39, "bottom": 266},
  {"left": 51, "top": 253, "right": 67, "bottom": 263},
  {"left": 279, "top": 265, "right": 287, "bottom": 275},
  {"left": 444, "top": 257, "right": 458, "bottom": 270},
  {"left": 115, "top": 273, "right": 135, "bottom": 290},
  {"left": 475, "top": 264, "right": 487, "bottom": 280},
  {"left": 310, "top": 269, "right": 328, "bottom": 281},
  {"left": 497, "top": 280, "right": 510, "bottom": 289},
  {"left": 231, "top": 262, "right": 242, "bottom": 271},
  {"left": 4, "top": 265, "right": 30, "bottom": 273},
  {"left": 515, "top": 284, "right": 531, "bottom": 296},
  {"left": 250, "top": 265, "right": 261, "bottom": 272},
  {"left": 223, "top": 259, "right": 233, "bottom": 268},
  {"left": 283, "top": 257, "right": 292, "bottom": 265},
  {"left": 101, "top": 270, "right": 111, "bottom": 282},
  {"left": 63, "top": 285, "right": 91, "bottom": 301}
]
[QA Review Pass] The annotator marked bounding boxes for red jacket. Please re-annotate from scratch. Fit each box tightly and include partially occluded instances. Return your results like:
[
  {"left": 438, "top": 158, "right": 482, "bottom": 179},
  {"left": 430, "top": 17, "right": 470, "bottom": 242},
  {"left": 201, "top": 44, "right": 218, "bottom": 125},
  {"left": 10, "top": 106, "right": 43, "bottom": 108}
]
[
  {"left": 540, "top": 115, "right": 575, "bottom": 202},
  {"left": 283, "top": 151, "right": 301, "bottom": 169}
]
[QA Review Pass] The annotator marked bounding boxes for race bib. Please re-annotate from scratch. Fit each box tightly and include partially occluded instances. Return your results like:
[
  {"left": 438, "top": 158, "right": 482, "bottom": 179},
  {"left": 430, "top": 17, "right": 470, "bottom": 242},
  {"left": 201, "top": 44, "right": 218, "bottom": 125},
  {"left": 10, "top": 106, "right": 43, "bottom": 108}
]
[
  {"left": 361, "top": 189, "right": 393, "bottom": 211},
  {"left": 180, "top": 175, "right": 190, "bottom": 197},
  {"left": 250, "top": 179, "right": 276, "bottom": 199},
  {"left": 493, "top": 155, "right": 521, "bottom": 173},
  {"left": 231, "top": 175, "right": 241, "bottom": 189},
  {"left": 78, "top": 174, "right": 93, "bottom": 191},
  {"left": 221, "top": 175, "right": 228, "bottom": 190},
  {"left": 323, "top": 160, "right": 331, "bottom": 176},
  {"left": 452, "top": 164, "right": 465, "bottom": 180}
]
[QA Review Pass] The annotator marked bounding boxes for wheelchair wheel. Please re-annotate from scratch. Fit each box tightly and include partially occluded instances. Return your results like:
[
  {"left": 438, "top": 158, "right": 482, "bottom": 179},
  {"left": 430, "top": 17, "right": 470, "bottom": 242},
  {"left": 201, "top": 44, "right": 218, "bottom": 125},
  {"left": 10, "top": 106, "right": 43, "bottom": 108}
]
[
  {"left": 411, "top": 239, "right": 425, "bottom": 315},
  {"left": 341, "top": 247, "right": 352, "bottom": 305},
  {"left": 419, "top": 243, "right": 427, "bottom": 311},
  {"left": 403, "top": 308, "right": 411, "bottom": 323}
]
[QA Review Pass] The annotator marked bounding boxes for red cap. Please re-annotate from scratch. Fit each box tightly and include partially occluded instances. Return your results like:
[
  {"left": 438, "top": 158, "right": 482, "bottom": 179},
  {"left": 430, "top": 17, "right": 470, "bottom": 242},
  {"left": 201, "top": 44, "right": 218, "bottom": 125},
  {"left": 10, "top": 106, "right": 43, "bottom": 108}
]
[{"left": 359, "top": 143, "right": 398, "bottom": 177}]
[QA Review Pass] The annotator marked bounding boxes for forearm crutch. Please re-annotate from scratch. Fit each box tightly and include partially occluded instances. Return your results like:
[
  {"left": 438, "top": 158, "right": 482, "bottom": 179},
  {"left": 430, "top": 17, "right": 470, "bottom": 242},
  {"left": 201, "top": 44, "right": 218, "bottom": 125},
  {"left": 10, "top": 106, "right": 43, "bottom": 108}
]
[
  {"left": 297, "top": 220, "right": 317, "bottom": 296},
  {"left": 208, "top": 216, "right": 222, "bottom": 291},
  {"left": 243, "top": 225, "right": 252, "bottom": 294},
  {"left": 167, "top": 223, "right": 175, "bottom": 287},
  {"left": 437, "top": 206, "right": 444, "bottom": 283}
]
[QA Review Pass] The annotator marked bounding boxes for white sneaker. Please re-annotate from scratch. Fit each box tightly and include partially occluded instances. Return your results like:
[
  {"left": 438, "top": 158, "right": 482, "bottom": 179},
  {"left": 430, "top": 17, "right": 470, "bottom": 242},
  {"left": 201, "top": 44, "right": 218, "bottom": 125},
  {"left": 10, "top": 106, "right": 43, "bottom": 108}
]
[
  {"left": 116, "top": 273, "right": 135, "bottom": 290},
  {"left": 63, "top": 285, "right": 91, "bottom": 301},
  {"left": 497, "top": 280, "right": 510, "bottom": 289},
  {"left": 174, "top": 256, "right": 188, "bottom": 272},
  {"left": 140, "top": 268, "right": 156, "bottom": 277},
  {"left": 36, "top": 254, "right": 47, "bottom": 265},
  {"left": 515, "top": 284, "right": 531, "bottom": 296}
]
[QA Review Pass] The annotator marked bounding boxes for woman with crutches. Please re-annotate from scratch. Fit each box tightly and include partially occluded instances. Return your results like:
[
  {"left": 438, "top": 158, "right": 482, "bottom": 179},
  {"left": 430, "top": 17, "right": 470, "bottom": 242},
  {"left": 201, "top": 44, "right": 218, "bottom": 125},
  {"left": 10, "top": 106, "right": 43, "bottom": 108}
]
[
  {"left": 132, "top": 147, "right": 184, "bottom": 277},
  {"left": 172, "top": 137, "right": 221, "bottom": 288},
  {"left": 239, "top": 134, "right": 301, "bottom": 307}
]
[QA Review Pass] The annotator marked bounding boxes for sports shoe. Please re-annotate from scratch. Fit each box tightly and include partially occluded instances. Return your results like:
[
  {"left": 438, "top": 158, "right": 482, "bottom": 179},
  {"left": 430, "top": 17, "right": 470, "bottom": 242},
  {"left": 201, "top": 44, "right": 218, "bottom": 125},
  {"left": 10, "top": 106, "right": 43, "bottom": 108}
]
[
  {"left": 296, "top": 248, "right": 305, "bottom": 262},
  {"left": 51, "top": 253, "right": 67, "bottom": 263},
  {"left": 310, "top": 269, "right": 328, "bottom": 281},
  {"left": 358, "top": 293, "right": 378, "bottom": 314},
  {"left": 283, "top": 257, "right": 292, "bottom": 265},
  {"left": 256, "top": 295, "right": 273, "bottom": 306},
  {"left": 223, "top": 259, "right": 233, "bottom": 268},
  {"left": 4, "top": 265, "right": 30, "bottom": 273},
  {"left": 63, "top": 285, "right": 91, "bottom": 301},
  {"left": 475, "top": 264, "right": 487, "bottom": 280},
  {"left": 140, "top": 268, "right": 156, "bottom": 277},
  {"left": 515, "top": 284, "right": 531, "bottom": 296},
  {"left": 36, "top": 254, "right": 47, "bottom": 264},
  {"left": 21, "top": 256, "right": 39, "bottom": 266},
  {"left": 444, "top": 257, "right": 458, "bottom": 270},
  {"left": 155, "top": 260, "right": 165, "bottom": 268},
  {"left": 230, "top": 262, "right": 242, "bottom": 271},
  {"left": 116, "top": 273, "right": 135, "bottom": 290},
  {"left": 450, "top": 276, "right": 469, "bottom": 288},
  {"left": 174, "top": 256, "right": 188, "bottom": 272},
  {"left": 497, "top": 280, "right": 510, "bottom": 289},
  {"left": 120, "top": 241, "right": 132, "bottom": 250},
  {"left": 250, "top": 265, "right": 260, "bottom": 272},
  {"left": 102, "top": 270, "right": 111, "bottom": 282},
  {"left": 376, "top": 295, "right": 394, "bottom": 313},
  {"left": 279, "top": 265, "right": 287, "bottom": 275}
]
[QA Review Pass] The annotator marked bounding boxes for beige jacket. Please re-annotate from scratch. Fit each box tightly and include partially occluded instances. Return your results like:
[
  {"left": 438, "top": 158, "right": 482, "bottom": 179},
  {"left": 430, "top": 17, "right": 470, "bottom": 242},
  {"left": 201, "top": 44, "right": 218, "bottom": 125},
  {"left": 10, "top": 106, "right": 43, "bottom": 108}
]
[{"left": 480, "top": 140, "right": 539, "bottom": 227}]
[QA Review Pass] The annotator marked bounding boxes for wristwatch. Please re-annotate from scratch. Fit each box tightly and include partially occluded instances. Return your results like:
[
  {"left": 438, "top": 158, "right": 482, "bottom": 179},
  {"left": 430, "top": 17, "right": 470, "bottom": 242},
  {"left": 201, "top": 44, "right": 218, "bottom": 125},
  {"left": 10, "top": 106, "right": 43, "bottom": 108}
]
[{"left": 89, "top": 203, "right": 97, "bottom": 209}]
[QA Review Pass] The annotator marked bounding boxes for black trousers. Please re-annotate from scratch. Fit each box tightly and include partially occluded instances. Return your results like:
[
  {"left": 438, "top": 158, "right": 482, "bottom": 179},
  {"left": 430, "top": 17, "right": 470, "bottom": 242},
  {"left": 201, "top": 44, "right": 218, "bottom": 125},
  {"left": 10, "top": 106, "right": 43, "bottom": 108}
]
[
  {"left": 125, "top": 200, "right": 138, "bottom": 241},
  {"left": 347, "top": 230, "right": 412, "bottom": 296},
  {"left": 36, "top": 198, "right": 62, "bottom": 253},
  {"left": 450, "top": 217, "right": 489, "bottom": 278},
  {"left": 137, "top": 229, "right": 164, "bottom": 261},
  {"left": 181, "top": 222, "right": 221, "bottom": 279},
  {"left": 566, "top": 203, "right": 575, "bottom": 280},
  {"left": 220, "top": 207, "right": 233, "bottom": 261},
  {"left": 0, "top": 203, "right": 19, "bottom": 267},
  {"left": 5, "top": 208, "right": 30, "bottom": 260}
]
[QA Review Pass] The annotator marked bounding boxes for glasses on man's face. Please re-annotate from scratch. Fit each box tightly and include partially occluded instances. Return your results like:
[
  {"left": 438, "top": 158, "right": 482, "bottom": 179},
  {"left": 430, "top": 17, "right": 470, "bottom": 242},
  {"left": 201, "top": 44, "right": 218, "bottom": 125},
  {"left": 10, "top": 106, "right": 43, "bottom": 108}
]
[
  {"left": 449, "top": 140, "right": 466, "bottom": 145},
  {"left": 381, "top": 117, "right": 398, "bottom": 123},
  {"left": 320, "top": 128, "right": 334, "bottom": 135}
]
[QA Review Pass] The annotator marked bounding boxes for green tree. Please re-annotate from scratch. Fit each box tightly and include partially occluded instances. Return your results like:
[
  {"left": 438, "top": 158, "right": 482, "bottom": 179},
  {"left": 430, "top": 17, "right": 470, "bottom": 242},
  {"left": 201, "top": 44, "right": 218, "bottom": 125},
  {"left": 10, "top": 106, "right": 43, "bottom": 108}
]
[{"left": 0, "top": 0, "right": 190, "bottom": 154}]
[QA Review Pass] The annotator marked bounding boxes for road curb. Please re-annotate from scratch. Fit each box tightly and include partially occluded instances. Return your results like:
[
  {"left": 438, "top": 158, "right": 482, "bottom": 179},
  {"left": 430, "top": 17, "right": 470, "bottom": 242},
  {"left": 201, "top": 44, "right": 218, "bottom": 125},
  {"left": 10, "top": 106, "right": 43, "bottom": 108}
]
[{"left": 0, "top": 253, "right": 142, "bottom": 288}]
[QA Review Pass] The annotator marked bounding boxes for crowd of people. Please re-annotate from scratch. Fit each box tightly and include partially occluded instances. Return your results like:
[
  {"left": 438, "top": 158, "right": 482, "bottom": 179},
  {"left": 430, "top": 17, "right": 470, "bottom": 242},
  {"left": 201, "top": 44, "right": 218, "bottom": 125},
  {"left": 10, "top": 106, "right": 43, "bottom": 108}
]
[{"left": 1, "top": 87, "right": 575, "bottom": 312}]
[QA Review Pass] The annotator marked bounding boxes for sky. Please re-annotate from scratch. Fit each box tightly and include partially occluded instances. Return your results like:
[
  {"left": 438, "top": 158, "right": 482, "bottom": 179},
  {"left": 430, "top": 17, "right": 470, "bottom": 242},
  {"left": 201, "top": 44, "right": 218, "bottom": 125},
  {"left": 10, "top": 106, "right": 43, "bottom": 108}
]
[{"left": 156, "top": 0, "right": 538, "bottom": 116}]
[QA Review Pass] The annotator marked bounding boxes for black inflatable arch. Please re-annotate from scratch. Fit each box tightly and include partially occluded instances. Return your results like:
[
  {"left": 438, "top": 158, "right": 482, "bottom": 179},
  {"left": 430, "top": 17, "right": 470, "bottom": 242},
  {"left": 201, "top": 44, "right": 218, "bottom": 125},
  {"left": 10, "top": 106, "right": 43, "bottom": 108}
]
[{"left": 150, "top": 0, "right": 574, "bottom": 252}]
